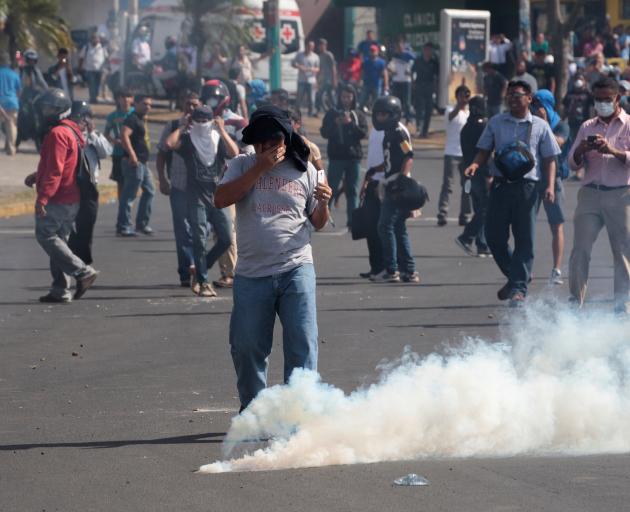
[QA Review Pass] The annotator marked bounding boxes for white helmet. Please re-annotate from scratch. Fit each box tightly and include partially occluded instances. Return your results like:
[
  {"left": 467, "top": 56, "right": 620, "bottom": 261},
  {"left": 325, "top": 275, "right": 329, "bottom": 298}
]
[
  {"left": 24, "top": 48, "right": 39, "bottom": 62},
  {"left": 544, "top": 54, "right": 555, "bottom": 64}
]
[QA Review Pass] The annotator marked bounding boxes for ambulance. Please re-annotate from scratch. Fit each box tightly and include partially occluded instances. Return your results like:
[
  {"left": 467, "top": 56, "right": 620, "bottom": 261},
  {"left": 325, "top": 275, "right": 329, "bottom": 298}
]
[{"left": 137, "top": 0, "right": 305, "bottom": 92}]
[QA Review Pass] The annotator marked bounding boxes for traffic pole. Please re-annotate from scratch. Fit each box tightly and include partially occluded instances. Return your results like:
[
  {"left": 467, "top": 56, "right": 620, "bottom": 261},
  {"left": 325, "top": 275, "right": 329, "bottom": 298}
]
[{"left": 265, "top": 0, "right": 281, "bottom": 90}]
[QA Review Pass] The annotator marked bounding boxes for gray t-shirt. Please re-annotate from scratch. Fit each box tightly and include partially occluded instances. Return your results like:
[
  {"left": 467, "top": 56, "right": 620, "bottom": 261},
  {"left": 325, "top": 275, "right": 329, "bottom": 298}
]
[
  {"left": 220, "top": 154, "right": 318, "bottom": 278},
  {"left": 293, "top": 51, "right": 320, "bottom": 84}
]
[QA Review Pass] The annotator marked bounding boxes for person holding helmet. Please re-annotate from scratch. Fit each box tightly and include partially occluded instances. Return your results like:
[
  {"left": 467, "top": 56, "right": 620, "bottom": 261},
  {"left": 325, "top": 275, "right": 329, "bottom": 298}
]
[
  {"left": 369, "top": 95, "right": 419, "bottom": 283},
  {"left": 29, "top": 89, "right": 99, "bottom": 302},
  {"left": 165, "top": 105, "right": 239, "bottom": 297},
  {"left": 201, "top": 79, "right": 248, "bottom": 145},
  {"left": 66, "top": 101, "right": 112, "bottom": 264}
]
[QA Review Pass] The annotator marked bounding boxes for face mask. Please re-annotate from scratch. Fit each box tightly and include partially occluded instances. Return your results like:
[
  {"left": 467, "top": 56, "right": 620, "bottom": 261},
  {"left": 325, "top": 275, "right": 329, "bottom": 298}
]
[
  {"left": 594, "top": 101, "right": 615, "bottom": 118},
  {"left": 574, "top": 79, "right": 584, "bottom": 89}
]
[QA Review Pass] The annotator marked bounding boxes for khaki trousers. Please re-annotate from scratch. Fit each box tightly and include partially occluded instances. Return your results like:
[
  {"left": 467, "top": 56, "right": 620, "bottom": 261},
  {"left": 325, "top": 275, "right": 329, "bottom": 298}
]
[
  {"left": 2, "top": 109, "right": 17, "bottom": 156},
  {"left": 218, "top": 204, "right": 237, "bottom": 278},
  {"left": 569, "top": 186, "right": 630, "bottom": 313}
]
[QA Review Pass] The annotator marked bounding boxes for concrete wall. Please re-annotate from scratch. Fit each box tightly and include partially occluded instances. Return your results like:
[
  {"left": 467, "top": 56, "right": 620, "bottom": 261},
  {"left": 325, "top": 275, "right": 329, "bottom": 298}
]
[{"left": 59, "top": 0, "right": 115, "bottom": 31}]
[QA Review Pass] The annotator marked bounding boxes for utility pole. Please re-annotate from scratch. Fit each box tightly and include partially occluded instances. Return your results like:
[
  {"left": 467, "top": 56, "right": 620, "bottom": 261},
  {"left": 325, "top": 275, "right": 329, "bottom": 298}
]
[
  {"left": 519, "top": 0, "right": 531, "bottom": 61},
  {"left": 264, "top": 0, "right": 281, "bottom": 90},
  {"left": 128, "top": 0, "right": 139, "bottom": 31}
]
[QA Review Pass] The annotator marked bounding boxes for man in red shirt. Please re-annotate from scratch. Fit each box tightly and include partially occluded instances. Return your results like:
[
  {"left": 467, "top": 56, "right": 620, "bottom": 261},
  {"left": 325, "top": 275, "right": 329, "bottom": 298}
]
[{"left": 32, "top": 89, "right": 99, "bottom": 302}]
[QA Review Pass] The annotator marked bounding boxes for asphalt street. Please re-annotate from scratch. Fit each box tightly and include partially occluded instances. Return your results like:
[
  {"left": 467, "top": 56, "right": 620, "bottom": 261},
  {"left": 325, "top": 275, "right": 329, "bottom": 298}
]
[{"left": 1, "top": 143, "right": 628, "bottom": 512}]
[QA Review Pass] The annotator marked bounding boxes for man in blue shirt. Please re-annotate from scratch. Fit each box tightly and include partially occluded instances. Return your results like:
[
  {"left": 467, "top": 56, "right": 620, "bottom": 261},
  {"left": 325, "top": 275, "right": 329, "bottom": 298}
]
[
  {"left": 357, "top": 30, "right": 378, "bottom": 59},
  {"left": 359, "top": 44, "right": 388, "bottom": 112},
  {"left": 464, "top": 80, "right": 560, "bottom": 307},
  {"left": 0, "top": 51, "right": 21, "bottom": 155}
]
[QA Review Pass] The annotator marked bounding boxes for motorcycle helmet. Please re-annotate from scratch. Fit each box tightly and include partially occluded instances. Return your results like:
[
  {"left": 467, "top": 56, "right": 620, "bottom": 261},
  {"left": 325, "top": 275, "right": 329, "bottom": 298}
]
[
  {"left": 24, "top": 48, "right": 39, "bottom": 63},
  {"left": 372, "top": 95, "right": 402, "bottom": 131},
  {"left": 33, "top": 88, "right": 72, "bottom": 133},
  {"left": 201, "top": 79, "right": 231, "bottom": 115},
  {"left": 69, "top": 100, "right": 93, "bottom": 123}
]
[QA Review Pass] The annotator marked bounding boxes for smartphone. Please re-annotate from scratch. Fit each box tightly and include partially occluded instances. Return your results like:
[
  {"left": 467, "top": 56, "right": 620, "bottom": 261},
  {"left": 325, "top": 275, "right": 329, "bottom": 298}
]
[{"left": 587, "top": 135, "right": 598, "bottom": 144}]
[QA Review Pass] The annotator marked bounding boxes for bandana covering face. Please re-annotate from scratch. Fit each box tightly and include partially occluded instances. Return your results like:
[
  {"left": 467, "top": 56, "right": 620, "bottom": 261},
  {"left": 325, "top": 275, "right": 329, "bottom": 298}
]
[
  {"left": 241, "top": 105, "right": 310, "bottom": 172},
  {"left": 190, "top": 120, "right": 220, "bottom": 167},
  {"left": 533, "top": 89, "right": 560, "bottom": 130}
]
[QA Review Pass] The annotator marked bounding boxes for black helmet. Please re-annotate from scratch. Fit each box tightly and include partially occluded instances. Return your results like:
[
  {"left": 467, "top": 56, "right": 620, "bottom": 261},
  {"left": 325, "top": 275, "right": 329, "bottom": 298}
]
[
  {"left": 201, "top": 79, "right": 231, "bottom": 115},
  {"left": 372, "top": 95, "right": 402, "bottom": 131},
  {"left": 24, "top": 48, "right": 39, "bottom": 62},
  {"left": 33, "top": 88, "right": 72, "bottom": 132},
  {"left": 69, "top": 100, "right": 93, "bottom": 122}
]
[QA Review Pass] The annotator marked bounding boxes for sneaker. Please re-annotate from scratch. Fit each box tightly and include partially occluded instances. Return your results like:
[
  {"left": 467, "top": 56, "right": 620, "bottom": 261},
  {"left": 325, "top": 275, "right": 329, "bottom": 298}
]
[
  {"left": 359, "top": 271, "right": 373, "bottom": 279},
  {"left": 477, "top": 248, "right": 493, "bottom": 258},
  {"left": 137, "top": 226, "right": 154, "bottom": 235},
  {"left": 116, "top": 229, "right": 137, "bottom": 237},
  {"left": 191, "top": 282, "right": 201, "bottom": 295},
  {"left": 458, "top": 218, "right": 469, "bottom": 227},
  {"left": 497, "top": 282, "right": 512, "bottom": 301},
  {"left": 568, "top": 296, "right": 582, "bottom": 310},
  {"left": 437, "top": 217, "right": 447, "bottom": 227},
  {"left": 455, "top": 236, "right": 475, "bottom": 256},
  {"left": 401, "top": 271, "right": 420, "bottom": 283},
  {"left": 39, "top": 293, "right": 71, "bottom": 303},
  {"left": 549, "top": 268, "right": 563, "bottom": 285},
  {"left": 370, "top": 270, "right": 401, "bottom": 283},
  {"left": 509, "top": 292, "right": 526, "bottom": 308},
  {"left": 74, "top": 270, "right": 99, "bottom": 300},
  {"left": 198, "top": 283, "right": 217, "bottom": 297},
  {"left": 212, "top": 276, "right": 234, "bottom": 289}
]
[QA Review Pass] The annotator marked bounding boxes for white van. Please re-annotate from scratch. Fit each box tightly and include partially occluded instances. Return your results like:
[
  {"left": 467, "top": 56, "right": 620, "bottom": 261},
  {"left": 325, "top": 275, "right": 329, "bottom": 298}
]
[{"left": 137, "top": 0, "right": 304, "bottom": 92}]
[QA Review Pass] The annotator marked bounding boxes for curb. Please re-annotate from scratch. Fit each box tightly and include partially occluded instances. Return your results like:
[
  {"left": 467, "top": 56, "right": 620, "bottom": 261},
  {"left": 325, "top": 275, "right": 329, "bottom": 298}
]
[{"left": 0, "top": 186, "right": 119, "bottom": 220}]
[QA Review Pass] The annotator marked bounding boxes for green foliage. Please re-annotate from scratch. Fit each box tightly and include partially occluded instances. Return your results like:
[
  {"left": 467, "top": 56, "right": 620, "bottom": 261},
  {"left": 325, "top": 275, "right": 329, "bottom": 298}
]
[
  {"left": 1, "top": 0, "right": 71, "bottom": 57},
  {"left": 181, "top": 0, "right": 250, "bottom": 76}
]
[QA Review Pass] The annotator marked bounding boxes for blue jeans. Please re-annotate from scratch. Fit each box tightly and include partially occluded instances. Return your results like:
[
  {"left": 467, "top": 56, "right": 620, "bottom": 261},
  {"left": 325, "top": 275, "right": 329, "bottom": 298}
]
[
  {"left": 169, "top": 187, "right": 194, "bottom": 282},
  {"left": 230, "top": 263, "right": 318, "bottom": 408},
  {"left": 359, "top": 84, "right": 380, "bottom": 110},
  {"left": 377, "top": 197, "right": 415, "bottom": 274},
  {"left": 328, "top": 159, "right": 361, "bottom": 227},
  {"left": 187, "top": 189, "right": 232, "bottom": 284},
  {"left": 486, "top": 180, "right": 539, "bottom": 295},
  {"left": 116, "top": 160, "right": 155, "bottom": 233},
  {"left": 86, "top": 70, "right": 101, "bottom": 103}
]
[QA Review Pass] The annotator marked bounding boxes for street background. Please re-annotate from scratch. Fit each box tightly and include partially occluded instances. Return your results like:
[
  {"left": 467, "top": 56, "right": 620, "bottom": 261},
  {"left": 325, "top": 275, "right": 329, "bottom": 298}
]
[{"left": 1, "top": 100, "right": 627, "bottom": 511}]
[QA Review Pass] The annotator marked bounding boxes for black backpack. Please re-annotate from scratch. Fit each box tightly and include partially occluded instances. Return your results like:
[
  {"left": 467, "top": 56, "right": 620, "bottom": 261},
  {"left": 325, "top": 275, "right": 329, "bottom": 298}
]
[{"left": 66, "top": 125, "right": 100, "bottom": 195}]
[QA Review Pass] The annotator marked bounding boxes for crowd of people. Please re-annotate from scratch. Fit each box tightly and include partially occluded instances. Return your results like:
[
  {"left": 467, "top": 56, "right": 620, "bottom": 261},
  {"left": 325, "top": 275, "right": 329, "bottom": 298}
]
[{"left": 3, "top": 22, "right": 629, "bottom": 411}]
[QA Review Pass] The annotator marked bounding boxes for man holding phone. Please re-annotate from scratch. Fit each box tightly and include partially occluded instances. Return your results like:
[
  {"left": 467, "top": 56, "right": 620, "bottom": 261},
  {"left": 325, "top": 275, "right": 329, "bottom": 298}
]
[
  {"left": 214, "top": 105, "right": 331, "bottom": 411},
  {"left": 567, "top": 77, "right": 630, "bottom": 315}
]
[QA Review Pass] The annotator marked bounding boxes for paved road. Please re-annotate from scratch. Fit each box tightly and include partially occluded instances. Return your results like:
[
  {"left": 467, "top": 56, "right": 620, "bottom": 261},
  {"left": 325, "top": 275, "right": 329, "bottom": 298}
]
[{"left": 1, "top": 145, "right": 628, "bottom": 512}]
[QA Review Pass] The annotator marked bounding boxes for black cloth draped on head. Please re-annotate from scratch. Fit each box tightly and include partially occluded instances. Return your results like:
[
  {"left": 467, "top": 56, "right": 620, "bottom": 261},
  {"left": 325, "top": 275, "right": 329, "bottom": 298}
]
[{"left": 241, "top": 105, "right": 310, "bottom": 172}]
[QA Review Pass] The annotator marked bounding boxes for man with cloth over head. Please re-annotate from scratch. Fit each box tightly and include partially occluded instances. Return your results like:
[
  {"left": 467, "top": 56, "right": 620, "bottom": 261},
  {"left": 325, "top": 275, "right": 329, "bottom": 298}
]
[{"left": 214, "top": 105, "right": 332, "bottom": 411}]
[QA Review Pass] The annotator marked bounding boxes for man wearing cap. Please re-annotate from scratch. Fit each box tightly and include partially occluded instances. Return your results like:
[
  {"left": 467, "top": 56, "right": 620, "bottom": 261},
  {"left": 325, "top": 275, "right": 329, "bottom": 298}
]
[
  {"left": 214, "top": 105, "right": 332, "bottom": 410},
  {"left": 166, "top": 105, "right": 239, "bottom": 297},
  {"left": 567, "top": 77, "right": 630, "bottom": 315}
]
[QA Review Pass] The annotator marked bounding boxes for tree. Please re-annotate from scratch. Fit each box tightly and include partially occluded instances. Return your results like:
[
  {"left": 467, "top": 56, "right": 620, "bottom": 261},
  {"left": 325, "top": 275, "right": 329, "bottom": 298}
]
[
  {"left": 0, "top": 0, "right": 71, "bottom": 64},
  {"left": 181, "top": 0, "right": 250, "bottom": 80},
  {"left": 546, "top": 0, "right": 581, "bottom": 102}
]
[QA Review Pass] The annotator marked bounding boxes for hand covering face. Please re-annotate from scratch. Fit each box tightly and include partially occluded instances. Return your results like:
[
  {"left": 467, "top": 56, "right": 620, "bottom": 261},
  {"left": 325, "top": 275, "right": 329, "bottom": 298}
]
[{"left": 241, "top": 105, "right": 310, "bottom": 172}]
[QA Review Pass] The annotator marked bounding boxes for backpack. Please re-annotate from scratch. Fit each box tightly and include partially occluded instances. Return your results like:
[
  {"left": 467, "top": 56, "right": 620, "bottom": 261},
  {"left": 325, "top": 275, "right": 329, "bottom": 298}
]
[{"left": 65, "top": 125, "right": 100, "bottom": 195}]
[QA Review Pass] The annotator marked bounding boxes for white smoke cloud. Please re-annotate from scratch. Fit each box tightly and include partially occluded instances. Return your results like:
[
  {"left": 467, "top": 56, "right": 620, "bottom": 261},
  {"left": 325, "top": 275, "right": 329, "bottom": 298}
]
[{"left": 199, "top": 303, "right": 630, "bottom": 474}]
